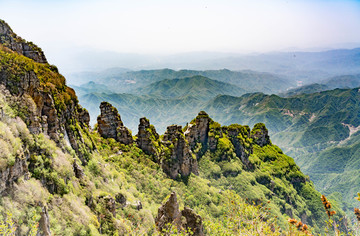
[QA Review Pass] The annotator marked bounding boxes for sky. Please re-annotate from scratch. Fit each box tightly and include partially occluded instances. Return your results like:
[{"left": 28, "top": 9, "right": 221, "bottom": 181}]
[{"left": 0, "top": 0, "right": 360, "bottom": 72}]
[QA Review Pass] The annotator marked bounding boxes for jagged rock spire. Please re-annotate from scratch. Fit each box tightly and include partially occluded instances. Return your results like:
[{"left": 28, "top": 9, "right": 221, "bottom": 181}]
[
  {"left": 136, "top": 117, "right": 161, "bottom": 158},
  {"left": 185, "top": 111, "right": 211, "bottom": 152},
  {"left": 97, "top": 102, "right": 133, "bottom": 145},
  {"left": 161, "top": 125, "right": 198, "bottom": 179},
  {"left": 251, "top": 123, "right": 271, "bottom": 147}
]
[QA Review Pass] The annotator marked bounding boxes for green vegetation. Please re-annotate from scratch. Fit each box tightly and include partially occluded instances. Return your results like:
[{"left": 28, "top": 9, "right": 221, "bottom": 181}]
[
  {"left": 202, "top": 88, "right": 360, "bottom": 215},
  {"left": 1, "top": 18, "right": 360, "bottom": 235}
]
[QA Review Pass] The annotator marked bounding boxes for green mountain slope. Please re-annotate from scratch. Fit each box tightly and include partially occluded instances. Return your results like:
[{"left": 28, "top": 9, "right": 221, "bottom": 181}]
[
  {"left": 281, "top": 74, "right": 360, "bottom": 97},
  {"left": 203, "top": 88, "right": 360, "bottom": 211},
  {"left": 134, "top": 75, "right": 247, "bottom": 99},
  {"left": 72, "top": 68, "right": 293, "bottom": 95},
  {"left": 0, "top": 19, "right": 347, "bottom": 235}
]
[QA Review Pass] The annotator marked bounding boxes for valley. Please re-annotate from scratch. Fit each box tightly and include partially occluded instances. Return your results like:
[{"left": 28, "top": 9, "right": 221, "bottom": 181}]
[{"left": 1, "top": 17, "right": 360, "bottom": 235}]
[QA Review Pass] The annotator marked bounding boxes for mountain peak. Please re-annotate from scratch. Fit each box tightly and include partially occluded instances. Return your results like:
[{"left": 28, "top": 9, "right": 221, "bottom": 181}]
[{"left": 0, "top": 19, "right": 47, "bottom": 63}]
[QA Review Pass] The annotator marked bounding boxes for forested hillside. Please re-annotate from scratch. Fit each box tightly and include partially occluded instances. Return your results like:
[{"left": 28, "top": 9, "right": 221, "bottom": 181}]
[{"left": 0, "top": 19, "right": 352, "bottom": 235}]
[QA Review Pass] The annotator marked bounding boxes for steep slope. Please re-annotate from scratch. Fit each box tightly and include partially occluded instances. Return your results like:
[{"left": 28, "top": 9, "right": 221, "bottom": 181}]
[
  {"left": 204, "top": 88, "right": 360, "bottom": 210},
  {"left": 0, "top": 19, "right": 349, "bottom": 235},
  {"left": 0, "top": 21, "right": 93, "bottom": 162}
]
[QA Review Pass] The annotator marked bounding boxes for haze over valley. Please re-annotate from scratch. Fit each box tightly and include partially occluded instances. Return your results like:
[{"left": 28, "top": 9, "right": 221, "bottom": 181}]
[{"left": 1, "top": 0, "right": 360, "bottom": 235}]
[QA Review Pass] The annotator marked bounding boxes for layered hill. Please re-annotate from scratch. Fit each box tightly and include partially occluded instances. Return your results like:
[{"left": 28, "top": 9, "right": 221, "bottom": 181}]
[
  {"left": 281, "top": 74, "right": 360, "bottom": 97},
  {"left": 0, "top": 19, "right": 343, "bottom": 235},
  {"left": 204, "top": 88, "right": 360, "bottom": 210},
  {"left": 70, "top": 68, "right": 293, "bottom": 94},
  {"left": 134, "top": 75, "right": 247, "bottom": 99}
]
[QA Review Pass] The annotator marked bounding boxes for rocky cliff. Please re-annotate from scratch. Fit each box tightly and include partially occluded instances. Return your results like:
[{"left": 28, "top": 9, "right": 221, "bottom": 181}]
[
  {"left": 0, "top": 19, "right": 47, "bottom": 63},
  {"left": 0, "top": 20, "right": 93, "bottom": 163},
  {"left": 161, "top": 125, "right": 199, "bottom": 179},
  {"left": 97, "top": 101, "right": 133, "bottom": 145},
  {"left": 136, "top": 117, "right": 162, "bottom": 158},
  {"left": 185, "top": 111, "right": 210, "bottom": 156}
]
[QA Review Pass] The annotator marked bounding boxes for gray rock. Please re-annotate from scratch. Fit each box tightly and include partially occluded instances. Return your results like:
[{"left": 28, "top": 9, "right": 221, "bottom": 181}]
[
  {"left": 0, "top": 19, "right": 48, "bottom": 63},
  {"left": 155, "top": 192, "right": 204, "bottom": 236},
  {"left": 161, "top": 125, "right": 198, "bottom": 179},
  {"left": 136, "top": 117, "right": 161, "bottom": 158},
  {"left": 97, "top": 102, "right": 133, "bottom": 145},
  {"left": 250, "top": 123, "right": 271, "bottom": 147}
]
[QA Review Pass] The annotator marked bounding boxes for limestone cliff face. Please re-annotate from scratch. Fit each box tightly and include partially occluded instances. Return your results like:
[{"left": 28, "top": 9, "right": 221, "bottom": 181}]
[
  {"left": 0, "top": 19, "right": 93, "bottom": 162},
  {"left": 155, "top": 192, "right": 204, "bottom": 236},
  {"left": 97, "top": 102, "right": 133, "bottom": 145},
  {"left": 227, "top": 125, "right": 253, "bottom": 166},
  {"left": 0, "top": 20, "right": 47, "bottom": 63},
  {"left": 136, "top": 117, "right": 161, "bottom": 158},
  {"left": 161, "top": 125, "right": 198, "bottom": 179},
  {"left": 184, "top": 111, "right": 210, "bottom": 154}
]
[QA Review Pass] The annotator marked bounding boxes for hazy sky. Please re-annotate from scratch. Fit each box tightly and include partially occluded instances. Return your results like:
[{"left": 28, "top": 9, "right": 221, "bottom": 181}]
[
  {"left": 1, "top": 0, "right": 360, "bottom": 53},
  {"left": 1, "top": 0, "right": 360, "bottom": 73}
]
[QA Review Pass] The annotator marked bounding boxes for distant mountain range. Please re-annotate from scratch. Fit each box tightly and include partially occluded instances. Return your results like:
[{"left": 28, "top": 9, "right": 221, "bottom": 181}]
[
  {"left": 66, "top": 48, "right": 360, "bottom": 85},
  {"left": 204, "top": 88, "right": 360, "bottom": 211},
  {"left": 75, "top": 76, "right": 360, "bottom": 212},
  {"left": 70, "top": 68, "right": 293, "bottom": 94},
  {"left": 280, "top": 74, "right": 360, "bottom": 97}
]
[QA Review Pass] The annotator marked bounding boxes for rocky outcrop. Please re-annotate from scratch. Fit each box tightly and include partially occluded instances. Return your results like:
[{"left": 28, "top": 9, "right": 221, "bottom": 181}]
[
  {"left": 181, "top": 207, "right": 204, "bottom": 236},
  {"left": 98, "top": 195, "right": 117, "bottom": 217},
  {"left": 161, "top": 125, "right": 198, "bottom": 179},
  {"left": 39, "top": 204, "right": 51, "bottom": 236},
  {"left": 0, "top": 20, "right": 47, "bottom": 63},
  {"left": 251, "top": 123, "right": 271, "bottom": 147},
  {"left": 227, "top": 124, "right": 253, "bottom": 166},
  {"left": 185, "top": 111, "right": 210, "bottom": 154},
  {"left": 97, "top": 102, "right": 133, "bottom": 145},
  {"left": 0, "top": 156, "right": 29, "bottom": 195},
  {"left": 136, "top": 117, "right": 161, "bottom": 158},
  {"left": 0, "top": 21, "right": 93, "bottom": 160},
  {"left": 155, "top": 192, "right": 204, "bottom": 236}
]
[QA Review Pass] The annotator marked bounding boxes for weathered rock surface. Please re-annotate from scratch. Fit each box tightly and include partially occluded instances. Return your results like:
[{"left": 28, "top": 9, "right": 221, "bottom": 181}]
[
  {"left": 0, "top": 31, "right": 92, "bottom": 160},
  {"left": 181, "top": 207, "right": 204, "bottom": 236},
  {"left": 227, "top": 125, "right": 253, "bottom": 166},
  {"left": 251, "top": 123, "right": 271, "bottom": 147},
  {"left": 97, "top": 102, "right": 133, "bottom": 145},
  {"left": 161, "top": 125, "right": 198, "bottom": 179},
  {"left": 0, "top": 156, "right": 29, "bottom": 195},
  {"left": 0, "top": 19, "right": 47, "bottom": 63},
  {"left": 155, "top": 192, "right": 204, "bottom": 236},
  {"left": 185, "top": 111, "right": 210, "bottom": 153},
  {"left": 39, "top": 204, "right": 51, "bottom": 236},
  {"left": 136, "top": 117, "right": 161, "bottom": 157}
]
